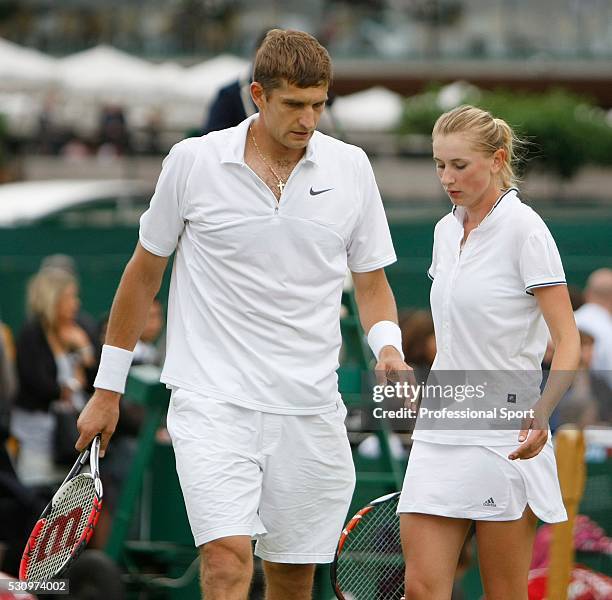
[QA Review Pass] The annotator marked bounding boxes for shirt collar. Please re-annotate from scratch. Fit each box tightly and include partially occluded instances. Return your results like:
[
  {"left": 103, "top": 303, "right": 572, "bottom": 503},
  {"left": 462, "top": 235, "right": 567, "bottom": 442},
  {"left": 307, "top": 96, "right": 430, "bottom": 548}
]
[
  {"left": 220, "top": 113, "right": 319, "bottom": 166},
  {"left": 452, "top": 187, "right": 519, "bottom": 229}
]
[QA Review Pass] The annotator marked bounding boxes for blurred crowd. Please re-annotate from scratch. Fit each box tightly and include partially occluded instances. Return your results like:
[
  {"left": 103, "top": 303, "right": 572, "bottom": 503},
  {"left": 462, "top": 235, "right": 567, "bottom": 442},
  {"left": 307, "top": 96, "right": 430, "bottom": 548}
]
[
  {"left": 0, "top": 255, "right": 165, "bottom": 576},
  {"left": 35, "top": 100, "right": 162, "bottom": 159},
  {"left": 0, "top": 259, "right": 610, "bottom": 578},
  {"left": 552, "top": 269, "right": 612, "bottom": 429},
  {"left": 3, "top": 0, "right": 612, "bottom": 60}
]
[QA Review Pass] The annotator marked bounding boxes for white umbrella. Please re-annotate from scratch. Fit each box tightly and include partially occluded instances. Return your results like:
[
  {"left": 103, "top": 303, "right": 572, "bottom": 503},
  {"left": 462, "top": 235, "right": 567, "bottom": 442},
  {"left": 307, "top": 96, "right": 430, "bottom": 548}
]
[
  {"left": 58, "top": 45, "right": 158, "bottom": 101},
  {"left": 156, "top": 61, "right": 187, "bottom": 89},
  {"left": 182, "top": 54, "right": 249, "bottom": 101},
  {"left": 0, "top": 37, "right": 57, "bottom": 87},
  {"left": 0, "top": 91, "right": 42, "bottom": 136},
  {"left": 333, "top": 87, "right": 404, "bottom": 131}
]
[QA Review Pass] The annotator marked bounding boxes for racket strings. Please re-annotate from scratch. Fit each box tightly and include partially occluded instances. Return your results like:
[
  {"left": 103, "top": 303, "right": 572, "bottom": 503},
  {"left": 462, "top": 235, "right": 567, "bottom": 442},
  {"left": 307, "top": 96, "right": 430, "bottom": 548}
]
[
  {"left": 336, "top": 498, "right": 404, "bottom": 599},
  {"left": 26, "top": 476, "right": 97, "bottom": 581}
]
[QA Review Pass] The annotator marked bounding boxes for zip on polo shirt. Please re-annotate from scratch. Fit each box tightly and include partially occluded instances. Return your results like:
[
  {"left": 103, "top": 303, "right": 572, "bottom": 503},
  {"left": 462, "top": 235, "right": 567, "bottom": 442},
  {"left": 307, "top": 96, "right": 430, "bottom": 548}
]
[
  {"left": 454, "top": 188, "right": 518, "bottom": 257},
  {"left": 243, "top": 156, "right": 308, "bottom": 215}
]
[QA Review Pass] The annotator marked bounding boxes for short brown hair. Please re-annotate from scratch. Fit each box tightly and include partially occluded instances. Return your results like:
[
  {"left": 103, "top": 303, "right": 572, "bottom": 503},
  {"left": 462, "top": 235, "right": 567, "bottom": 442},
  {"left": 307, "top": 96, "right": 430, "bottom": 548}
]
[{"left": 253, "top": 29, "right": 332, "bottom": 94}]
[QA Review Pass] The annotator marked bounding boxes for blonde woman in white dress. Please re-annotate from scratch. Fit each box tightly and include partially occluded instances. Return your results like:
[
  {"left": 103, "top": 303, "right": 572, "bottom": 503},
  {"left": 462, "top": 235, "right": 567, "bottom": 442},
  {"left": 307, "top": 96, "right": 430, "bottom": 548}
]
[{"left": 398, "top": 105, "right": 580, "bottom": 600}]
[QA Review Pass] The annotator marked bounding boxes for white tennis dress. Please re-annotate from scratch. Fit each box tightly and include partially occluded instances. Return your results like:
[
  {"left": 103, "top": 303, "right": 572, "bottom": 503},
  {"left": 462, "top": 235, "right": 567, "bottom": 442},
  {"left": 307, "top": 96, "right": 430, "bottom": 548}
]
[{"left": 398, "top": 189, "right": 567, "bottom": 523}]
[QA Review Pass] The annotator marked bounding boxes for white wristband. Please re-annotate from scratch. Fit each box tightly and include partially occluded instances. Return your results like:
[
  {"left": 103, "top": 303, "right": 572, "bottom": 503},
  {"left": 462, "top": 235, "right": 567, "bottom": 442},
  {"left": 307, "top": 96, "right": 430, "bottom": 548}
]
[
  {"left": 367, "top": 320, "right": 404, "bottom": 361},
  {"left": 93, "top": 344, "right": 134, "bottom": 394}
]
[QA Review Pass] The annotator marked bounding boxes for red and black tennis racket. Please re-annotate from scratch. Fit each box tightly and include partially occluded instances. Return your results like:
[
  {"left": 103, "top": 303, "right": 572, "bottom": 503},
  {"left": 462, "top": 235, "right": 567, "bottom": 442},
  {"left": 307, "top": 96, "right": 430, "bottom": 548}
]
[
  {"left": 332, "top": 492, "right": 404, "bottom": 600},
  {"left": 20, "top": 434, "right": 103, "bottom": 581}
]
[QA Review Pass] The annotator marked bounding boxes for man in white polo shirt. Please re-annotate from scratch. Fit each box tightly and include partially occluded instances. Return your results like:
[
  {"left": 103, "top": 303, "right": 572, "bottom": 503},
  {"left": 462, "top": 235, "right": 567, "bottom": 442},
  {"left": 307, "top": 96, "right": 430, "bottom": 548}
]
[{"left": 76, "top": 29, "right": 409, "bottom": 599}]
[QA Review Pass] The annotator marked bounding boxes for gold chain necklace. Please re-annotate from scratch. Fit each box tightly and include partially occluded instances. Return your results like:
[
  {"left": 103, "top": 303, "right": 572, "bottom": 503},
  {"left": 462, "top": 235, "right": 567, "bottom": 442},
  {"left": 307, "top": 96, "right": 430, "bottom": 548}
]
[{"left": 249, "top": 124, "right": 287, "bottom": 195}]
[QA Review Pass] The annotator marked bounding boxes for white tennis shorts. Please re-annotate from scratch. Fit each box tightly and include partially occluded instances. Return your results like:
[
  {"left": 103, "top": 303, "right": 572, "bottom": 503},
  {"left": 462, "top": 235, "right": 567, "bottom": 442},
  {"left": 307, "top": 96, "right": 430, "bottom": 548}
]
[
  {"left": 166, "top": 388, "right": 356, "bottom": 563},
  {"left": 398, "top": 439, "right": 567, "bottom": 523}
]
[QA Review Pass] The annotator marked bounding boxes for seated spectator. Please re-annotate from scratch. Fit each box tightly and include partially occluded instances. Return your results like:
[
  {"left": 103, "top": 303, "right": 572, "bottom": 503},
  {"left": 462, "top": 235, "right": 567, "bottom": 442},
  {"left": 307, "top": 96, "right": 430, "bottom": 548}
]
[
  {"left": 551, "top": 325, "right": 611, "bottom": 430},
  {"left": 39, "top": 254, "right": 99, "bottom": 342},
  {"left": 574, "top": 268, "right": 612, "bottom": 389},
  {"left": 553, "top": 329, "right": 600, "bottom": 429},
  {"left": 10, "top": 268, "right": 97, "bottom": 486},
  {"left": 399, "top": 309, "right": 436, "bottom": 383},
  {"left": 132, "top": 298, "right": 164, "bottom": 366},
  {"left": 98, "top": 104, "right": 131, "bottom": 156},
  {"left": 0, "top": 319, "right": 16, "bottom": 444}
]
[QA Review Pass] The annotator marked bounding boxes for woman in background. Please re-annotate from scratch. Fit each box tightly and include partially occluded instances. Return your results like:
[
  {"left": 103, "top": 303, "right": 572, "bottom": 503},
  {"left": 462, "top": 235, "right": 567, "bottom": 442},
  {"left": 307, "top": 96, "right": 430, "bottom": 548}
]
[{"left": 11, "top": 267, "right": 97, "bottom": 485}]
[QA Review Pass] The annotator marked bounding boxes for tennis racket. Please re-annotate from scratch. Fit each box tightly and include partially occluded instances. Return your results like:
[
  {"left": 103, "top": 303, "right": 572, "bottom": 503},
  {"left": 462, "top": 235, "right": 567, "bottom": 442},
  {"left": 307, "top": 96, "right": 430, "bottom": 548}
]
[
  {"left": 20, "top": 434, "right": 103, "bottom": 581},
  {"left": 332, "top": 492, "right": 404, "bottom": 600}
]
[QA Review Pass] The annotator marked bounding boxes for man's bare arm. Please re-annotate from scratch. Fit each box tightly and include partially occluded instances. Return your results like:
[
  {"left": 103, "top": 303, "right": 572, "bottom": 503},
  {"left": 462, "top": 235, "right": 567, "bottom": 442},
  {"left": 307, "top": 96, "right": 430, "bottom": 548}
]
[
  {"left": 76, "top": 242, "right": 168, "bottom": 455},
  {"left": 352, "top": 269, "right": 413, "bottom": 387},
  {"left": 351, "top": 269, "right": 399, "bottom": 335},
  {"left": 105, "top": 242, "right": 169, "bottom": 350}
]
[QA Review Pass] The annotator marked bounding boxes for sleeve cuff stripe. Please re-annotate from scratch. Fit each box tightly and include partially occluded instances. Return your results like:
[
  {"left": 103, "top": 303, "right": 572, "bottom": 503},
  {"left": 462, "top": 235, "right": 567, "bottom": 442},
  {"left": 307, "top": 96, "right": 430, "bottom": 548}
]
[{"left": 525, "top": 280, "right": 566, "bottom": 295}]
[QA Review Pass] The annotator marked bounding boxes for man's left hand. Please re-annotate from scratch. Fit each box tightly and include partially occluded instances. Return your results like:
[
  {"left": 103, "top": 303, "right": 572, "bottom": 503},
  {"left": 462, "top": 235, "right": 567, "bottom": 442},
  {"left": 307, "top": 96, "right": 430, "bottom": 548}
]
[{"left": 375, "top": 346, "right": 415, "bottom": 389}]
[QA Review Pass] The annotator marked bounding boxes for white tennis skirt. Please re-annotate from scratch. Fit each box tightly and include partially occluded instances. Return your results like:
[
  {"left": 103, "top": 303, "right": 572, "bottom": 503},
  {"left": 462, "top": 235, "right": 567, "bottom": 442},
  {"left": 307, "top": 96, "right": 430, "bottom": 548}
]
[{"left": 398, "top": 439, "right": 567, "bottom": 523}]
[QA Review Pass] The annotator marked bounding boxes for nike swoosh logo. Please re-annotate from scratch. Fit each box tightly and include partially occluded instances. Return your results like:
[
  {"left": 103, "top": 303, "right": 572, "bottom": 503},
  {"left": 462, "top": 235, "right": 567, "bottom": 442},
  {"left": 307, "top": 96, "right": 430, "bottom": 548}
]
[{"left": 309, "top": 187, "right": 333, "bottom": 196}]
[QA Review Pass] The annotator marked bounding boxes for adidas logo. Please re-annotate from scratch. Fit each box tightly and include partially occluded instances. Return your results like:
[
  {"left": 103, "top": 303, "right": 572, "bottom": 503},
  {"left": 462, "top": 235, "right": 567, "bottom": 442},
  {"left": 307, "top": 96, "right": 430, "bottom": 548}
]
[{"left": 483, "top": 497, "right": 496, "bottom": 507}]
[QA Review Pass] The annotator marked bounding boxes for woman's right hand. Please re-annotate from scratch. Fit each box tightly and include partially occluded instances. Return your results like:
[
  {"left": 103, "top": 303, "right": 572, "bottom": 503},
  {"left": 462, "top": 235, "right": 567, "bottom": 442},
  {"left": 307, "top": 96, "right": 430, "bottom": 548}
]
[
  {"left": 57, "top": 323, "right": 90, "bottom": 352},
  {"left": 57, "top": 323, "right": 96, "bottom": 367}
]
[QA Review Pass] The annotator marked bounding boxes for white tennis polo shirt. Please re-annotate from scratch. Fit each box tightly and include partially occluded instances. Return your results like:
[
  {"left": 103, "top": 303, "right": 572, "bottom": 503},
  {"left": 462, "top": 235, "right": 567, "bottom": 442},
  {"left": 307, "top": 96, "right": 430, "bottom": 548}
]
[
  {"left": 139, "top": 114, "right": 396, "bottom": 415},
  {"left": 413, "top": 188, "right": 567, "bottom": 445}
]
